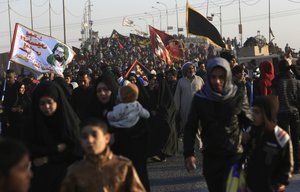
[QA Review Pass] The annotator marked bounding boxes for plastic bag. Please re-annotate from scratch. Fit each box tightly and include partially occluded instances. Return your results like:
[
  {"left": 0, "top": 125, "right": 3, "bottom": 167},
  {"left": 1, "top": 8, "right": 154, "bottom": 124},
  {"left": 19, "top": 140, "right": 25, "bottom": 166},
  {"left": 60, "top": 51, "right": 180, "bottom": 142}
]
[{"left": 226, "top": 163, "right": 247, "bottom": 192}]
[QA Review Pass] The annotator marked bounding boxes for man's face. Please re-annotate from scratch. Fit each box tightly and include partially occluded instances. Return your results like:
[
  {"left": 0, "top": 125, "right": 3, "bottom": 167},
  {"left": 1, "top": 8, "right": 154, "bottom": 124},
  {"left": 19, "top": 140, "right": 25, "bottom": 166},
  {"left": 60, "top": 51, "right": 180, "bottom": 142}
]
[
  {"left": 209, "top": 67, "right": 226, "bottom": 93},
  {"left": 54, "top": 47, "right": 65, "bottom": 62},
  {"left": 2, "top": 154, "right": 32, "bottom": 192},
  {"left": 78, "top": 74, "right": 91, "bottom": 89},
  {"left": 6, "top": 73, "right": 16, "bottom": 86},
  {"left": 187, "top": 65, "right": 195, "bottom": 78},
  {"left": 252, "top": 106, "right": 264, "bottom": 127},
  {"left": 80, "top": 125, "right": 110, "bottom": 155},
  {"left": 64, "top": 76, "right": 72, "bottom": 84}
]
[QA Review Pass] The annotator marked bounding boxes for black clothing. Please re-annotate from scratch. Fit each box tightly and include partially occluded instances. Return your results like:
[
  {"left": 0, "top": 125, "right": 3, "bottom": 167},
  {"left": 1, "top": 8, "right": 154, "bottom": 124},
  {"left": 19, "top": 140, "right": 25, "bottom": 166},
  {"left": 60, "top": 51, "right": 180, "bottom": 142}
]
[
  {"left": 8, "top": 88, "right": 31, "bottom": 141},
  {"left": 246, "top": 126, "right": 293, "bottom": 192},
  {"left": 146, "top": 76, "right": 177, "bottom": 157},
  {"left": 184, "top": 87, "right": 252, "bottom": 158},
  {"left": 1, "top": 81, "right": 21, "bottom": 138},
  {"left": 28, "top": 81, "right": 81, "bottom": 192},
  {"left": 72, "top": 86, "right": 93, "bottom": 121},
  {"left": 184, "top": 86, "right": 252, "bottom": 192},
  {"left": 111, "top": 119, "right": 150, "bottom": 192},
  {"left": 88, "top": 74, "right": 119, "bottom": 127},
  {"left": 272, "top": 72, "right": 300, "bottom": 171}
]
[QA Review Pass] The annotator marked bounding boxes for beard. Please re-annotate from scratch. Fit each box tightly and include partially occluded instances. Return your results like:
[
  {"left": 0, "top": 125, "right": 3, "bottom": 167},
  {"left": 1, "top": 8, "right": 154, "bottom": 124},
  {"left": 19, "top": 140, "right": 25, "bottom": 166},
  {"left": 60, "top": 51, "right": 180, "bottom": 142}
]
[{"left": 55, "top": 54, "right": 64, "bottom": 62}]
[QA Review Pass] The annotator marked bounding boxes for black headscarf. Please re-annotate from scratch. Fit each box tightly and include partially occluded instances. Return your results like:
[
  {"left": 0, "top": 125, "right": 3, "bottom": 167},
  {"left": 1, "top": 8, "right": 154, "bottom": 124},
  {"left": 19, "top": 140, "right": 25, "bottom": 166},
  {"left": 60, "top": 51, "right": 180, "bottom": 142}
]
[
  {"left": 31, "top": 81, "right": 80, "bottom": 148},
  {"left": 89, "top": 73, "right": 119, "bottom": 120}
]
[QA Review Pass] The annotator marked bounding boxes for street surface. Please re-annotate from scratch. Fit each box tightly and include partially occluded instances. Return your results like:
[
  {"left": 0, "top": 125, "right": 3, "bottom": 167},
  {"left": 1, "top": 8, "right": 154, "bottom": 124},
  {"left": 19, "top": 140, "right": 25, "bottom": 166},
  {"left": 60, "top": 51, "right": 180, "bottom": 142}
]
[{"left": 148, "top": 141, "right": 300, "bottom": 192}]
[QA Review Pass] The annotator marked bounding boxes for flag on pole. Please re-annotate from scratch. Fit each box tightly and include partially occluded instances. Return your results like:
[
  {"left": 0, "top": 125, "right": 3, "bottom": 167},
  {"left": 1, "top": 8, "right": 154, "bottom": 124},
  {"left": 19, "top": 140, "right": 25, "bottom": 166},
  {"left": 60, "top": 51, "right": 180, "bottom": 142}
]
[
  {"left": 130, "top": 34, "right": 151, "bottom": 48},
  {"left": 9, "top": 23, "right": 75, "bottom": 75},
  {"left": 149, "top": 25, "right": 184, "bottom": 64},
  {"left": 109, "top": 29, "right": 126, "bottom": 49},
  {"left": 122, "top": 17, "right": 134, "bottom": 27},
  {"left": 269, "top": 27, "right": 275, "bottom": 38},
  {"left": 186, "top": 4, "right": 225, "bottom": 48}
]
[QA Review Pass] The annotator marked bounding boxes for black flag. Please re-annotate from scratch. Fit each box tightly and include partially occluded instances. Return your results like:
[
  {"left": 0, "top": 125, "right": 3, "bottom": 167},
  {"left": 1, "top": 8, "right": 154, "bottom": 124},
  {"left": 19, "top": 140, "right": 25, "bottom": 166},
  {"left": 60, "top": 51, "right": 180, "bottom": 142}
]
[{"left": 186, "top": 5, "right": 225, "bottom": 48}]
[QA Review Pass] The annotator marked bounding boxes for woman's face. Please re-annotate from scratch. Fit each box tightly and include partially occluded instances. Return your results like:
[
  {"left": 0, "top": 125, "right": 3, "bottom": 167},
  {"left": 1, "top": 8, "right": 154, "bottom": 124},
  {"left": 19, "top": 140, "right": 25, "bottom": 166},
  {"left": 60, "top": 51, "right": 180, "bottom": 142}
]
[
  {"left": 19, "top": 85, "right": 25, "bottom": 95},
  {"left": 96, "top": 82, "right": 112, "bottom": 104},
  {"left": 2, "top": 154, "right": 32, "bottom": 192},
  {"left": 39, "top": 96, "right": 58, "bottom": 116}
]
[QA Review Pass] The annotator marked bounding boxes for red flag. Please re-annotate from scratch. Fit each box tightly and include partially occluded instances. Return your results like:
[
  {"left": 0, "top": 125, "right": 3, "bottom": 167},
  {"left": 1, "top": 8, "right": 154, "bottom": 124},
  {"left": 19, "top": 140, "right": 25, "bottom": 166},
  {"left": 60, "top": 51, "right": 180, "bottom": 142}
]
[{"left": 149, "top": 26, "right": 184, "bottom": 65}]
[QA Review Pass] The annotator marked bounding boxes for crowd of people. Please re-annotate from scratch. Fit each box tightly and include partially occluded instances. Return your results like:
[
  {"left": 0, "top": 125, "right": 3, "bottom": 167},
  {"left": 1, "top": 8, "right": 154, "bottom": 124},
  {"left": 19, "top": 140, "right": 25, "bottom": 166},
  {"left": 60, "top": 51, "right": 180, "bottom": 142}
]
[{"left": 0, "top": 34, "right": 300, "bottom": 192}]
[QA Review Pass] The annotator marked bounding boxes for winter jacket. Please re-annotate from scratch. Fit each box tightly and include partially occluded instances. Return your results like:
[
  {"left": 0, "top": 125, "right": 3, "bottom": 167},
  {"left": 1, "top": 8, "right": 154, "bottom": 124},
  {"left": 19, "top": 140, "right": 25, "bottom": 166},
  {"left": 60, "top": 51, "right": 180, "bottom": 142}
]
[
  {"left": 246, "top": 126, "right": 294, "bottom": 192},
  {"left": 184, "top": 86, "right": 252, "bottom": 158},
  {"left": 107, "top": 101, "right": 150, "bottom": 128}
]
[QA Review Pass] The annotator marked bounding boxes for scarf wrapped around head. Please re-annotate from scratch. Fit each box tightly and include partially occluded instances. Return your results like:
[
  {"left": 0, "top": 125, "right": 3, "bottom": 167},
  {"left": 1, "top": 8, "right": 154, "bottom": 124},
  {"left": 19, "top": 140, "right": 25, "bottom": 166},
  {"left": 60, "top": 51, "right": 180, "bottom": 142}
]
[
  {"left": 181, "top": 62, "right": 196, "bottom": 77},
  {"left": 260, "top": 60, "right": 274, "bottom": 86},
  {"left": 196, "top": 57, "right": 237, "bottom": 101}
]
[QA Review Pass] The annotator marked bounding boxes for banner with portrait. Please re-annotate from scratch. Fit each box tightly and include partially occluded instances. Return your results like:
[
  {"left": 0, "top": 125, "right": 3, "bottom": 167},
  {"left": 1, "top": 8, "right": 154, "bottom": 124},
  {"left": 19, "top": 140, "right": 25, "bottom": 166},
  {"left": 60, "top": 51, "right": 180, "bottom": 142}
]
[{"left": 9, "top": 23, "right": 75, "bottom": 75}]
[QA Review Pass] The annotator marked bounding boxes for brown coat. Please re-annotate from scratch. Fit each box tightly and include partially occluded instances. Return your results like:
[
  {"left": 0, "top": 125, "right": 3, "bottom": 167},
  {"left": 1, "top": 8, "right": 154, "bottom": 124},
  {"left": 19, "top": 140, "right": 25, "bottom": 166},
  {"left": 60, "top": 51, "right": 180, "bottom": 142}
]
[{"left": 60, "top": 148, "right": 145, "bottom": 192}]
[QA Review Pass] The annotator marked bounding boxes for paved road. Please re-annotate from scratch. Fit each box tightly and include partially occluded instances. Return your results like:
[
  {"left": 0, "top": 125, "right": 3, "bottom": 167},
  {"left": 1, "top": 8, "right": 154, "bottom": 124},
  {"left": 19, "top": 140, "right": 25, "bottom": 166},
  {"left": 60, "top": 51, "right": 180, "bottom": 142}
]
[{"left": 148, "top": 141, "right": 300, "bottom": 192}]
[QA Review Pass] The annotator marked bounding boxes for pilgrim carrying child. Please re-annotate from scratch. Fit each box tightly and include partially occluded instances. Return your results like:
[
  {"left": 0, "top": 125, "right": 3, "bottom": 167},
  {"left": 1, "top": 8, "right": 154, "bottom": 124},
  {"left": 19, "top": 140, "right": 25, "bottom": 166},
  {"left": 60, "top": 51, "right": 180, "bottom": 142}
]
[
  {"left": 107, "top": 83, "right": 150, "bottom": 128},
  {"left": 107, "top": 83, "right": 151, "bottom": 191},
  {"left": 60, "top": 118, "right": 145, "bottom": 192},
  {"left": 245, "top": 96, "right": 294, "bottom": 192}
]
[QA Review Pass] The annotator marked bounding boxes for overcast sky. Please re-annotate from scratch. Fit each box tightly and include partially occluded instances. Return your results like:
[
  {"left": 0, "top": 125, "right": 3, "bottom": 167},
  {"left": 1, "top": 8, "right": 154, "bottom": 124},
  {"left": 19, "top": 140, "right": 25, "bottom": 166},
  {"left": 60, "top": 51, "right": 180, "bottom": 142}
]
[{"left": 1, "top": 0, "right": 300, "bottom": 53}]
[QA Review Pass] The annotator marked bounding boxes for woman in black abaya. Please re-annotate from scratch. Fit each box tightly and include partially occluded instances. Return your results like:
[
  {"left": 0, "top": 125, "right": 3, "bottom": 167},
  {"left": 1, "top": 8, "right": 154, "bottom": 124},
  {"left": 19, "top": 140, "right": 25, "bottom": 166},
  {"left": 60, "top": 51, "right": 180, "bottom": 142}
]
[
  {"left": 146, "top": 74, "right": 178, "bottom": 161},
  {"left": 28, "top": 81, "right": 81, "bottom": 192}
]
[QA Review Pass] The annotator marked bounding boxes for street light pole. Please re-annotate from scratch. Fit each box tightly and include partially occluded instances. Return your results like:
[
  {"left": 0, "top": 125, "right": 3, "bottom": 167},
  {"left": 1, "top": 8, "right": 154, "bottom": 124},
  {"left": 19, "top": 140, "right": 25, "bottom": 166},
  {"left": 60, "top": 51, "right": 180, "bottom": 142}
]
[
  {"left": 152, "top": 6, "right": 162, "bottom": 30},
  {"left": 138, "top": 18, "right": 148, "bottom": 33},
  {"left": 144, "top": 12, "right": 154, "bottom": 27},
  {"left": 156, "top": 1, "right": 168, "bottom": 32}
]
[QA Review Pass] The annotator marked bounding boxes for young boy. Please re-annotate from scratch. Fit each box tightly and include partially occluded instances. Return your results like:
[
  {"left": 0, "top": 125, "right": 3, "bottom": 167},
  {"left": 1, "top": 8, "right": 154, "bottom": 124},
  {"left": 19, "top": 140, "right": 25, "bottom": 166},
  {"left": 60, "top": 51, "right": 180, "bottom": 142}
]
[
  {"left": 245, "top": 96, "right": 294, "bottom": 192},
  {"left": 60, "top": 118, "right": 145, "bottom": 192}
]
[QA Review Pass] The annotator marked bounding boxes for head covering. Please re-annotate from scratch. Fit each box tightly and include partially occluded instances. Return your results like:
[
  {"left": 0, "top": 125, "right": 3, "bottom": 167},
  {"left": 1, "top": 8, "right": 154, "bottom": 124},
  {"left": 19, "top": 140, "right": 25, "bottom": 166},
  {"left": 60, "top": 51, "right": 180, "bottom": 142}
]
[
  {"left": 220, "top": 51, "right": 235, "bottom": 63},
  {"left": 31, "top": 81, "right": 80, "bottom": 150},
  {"left": 119, "top": 84, "right": 139, "bottom": 103},
  {"left": 253, "top": 95, "right": 279, "bottom": 123},
  {"left": 89, "top": 73, "right": 119, "bottom": 119},
  {"left": 260, "top": 60, "right": 274, "bottom": 84},
  {"left": 196, "top": 57, "right": 237, "bottom": 101},
  {"left": 278, "top": 59, "right": 290, "bottom": 73},
  {"left": 181, "top": 62, "right": 196, "bottom": 77}
]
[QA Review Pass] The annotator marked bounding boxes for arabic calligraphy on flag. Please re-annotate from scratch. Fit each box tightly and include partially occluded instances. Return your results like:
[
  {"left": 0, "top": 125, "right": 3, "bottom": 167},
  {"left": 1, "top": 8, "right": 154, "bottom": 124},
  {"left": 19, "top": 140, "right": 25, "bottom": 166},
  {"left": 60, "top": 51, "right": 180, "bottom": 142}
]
[{"left": 10, "top": 23, "right": 75, "bottom": 75}]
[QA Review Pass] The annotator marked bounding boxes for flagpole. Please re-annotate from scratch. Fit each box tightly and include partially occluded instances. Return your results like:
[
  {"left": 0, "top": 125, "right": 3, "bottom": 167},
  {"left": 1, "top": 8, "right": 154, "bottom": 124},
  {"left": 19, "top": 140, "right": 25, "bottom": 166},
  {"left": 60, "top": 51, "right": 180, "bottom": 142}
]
[{"left": 1, "top": 61, "right": 11, "bottom": 102}]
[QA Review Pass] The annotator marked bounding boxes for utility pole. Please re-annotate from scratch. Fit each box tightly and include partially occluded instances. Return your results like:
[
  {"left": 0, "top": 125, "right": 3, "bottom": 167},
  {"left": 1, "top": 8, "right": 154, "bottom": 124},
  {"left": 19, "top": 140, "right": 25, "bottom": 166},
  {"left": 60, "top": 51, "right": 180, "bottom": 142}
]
[
  {"left": 238, "top": 0, "right": 242, "bottom": 46},
  {"left": 62, "top": 0, "right": 66, "bottom": 43},
  {"left": 175, "top": 0, "right": 179, "bottom": 35},
  {"left": 30, "top": 0, "right": 33, "bottom": 29},
  {"left": 268, "top": 0, "right": 271, "bottom": 43},
  {"left": 206, "top": 0, "right": 209, "bottom": 17},
  {"left": 88, "top": 0, "right": 93, "bottom": 54},
  {"left": 49, "top": 0, "right": 52, "bottom": 36},
  {"left": 156, "top": 2, "right": 168, "bottom": 32},
  {"left": 220, "top": 6, "right": 222, "bottom": 37},
  {"left": 152, "top": 6, "right": 162, "bottom": 30},
  {"left": 8, "top": 0, "right": 12, "bottom": 44}
]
